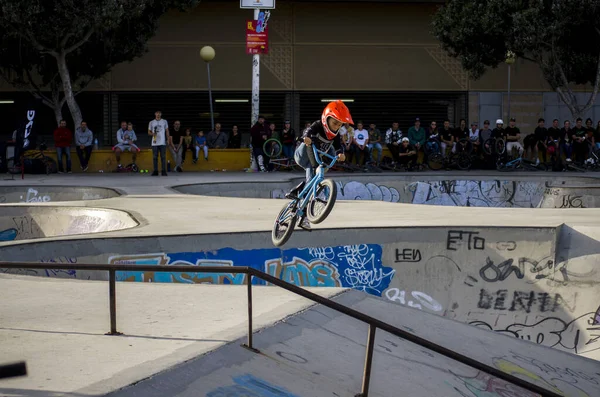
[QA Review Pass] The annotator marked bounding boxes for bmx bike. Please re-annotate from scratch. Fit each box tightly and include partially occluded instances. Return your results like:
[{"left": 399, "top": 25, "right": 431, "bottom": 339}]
[
  {"left": 6, "top": 141, "right": 58, "bottom": 176},
  {"left": 497, "top": 155, "right": 547, "bottom": 171},
  {"left": 263, "top": 138, "right": 301, "bottom": 172},
  {"left": 272, "top": 144, "right": 338, "bottom": 247}
]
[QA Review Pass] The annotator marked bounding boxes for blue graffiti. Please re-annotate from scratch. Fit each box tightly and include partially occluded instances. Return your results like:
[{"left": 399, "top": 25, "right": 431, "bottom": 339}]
[
  {"left": 112, "top": 244, "right": 395, "bottom": 296},
  {"left": 0, "top": 228, "right": 17, "bottom": 241},
  {"left": 207, "top": 374, "right": 300, "bottom": 397}
]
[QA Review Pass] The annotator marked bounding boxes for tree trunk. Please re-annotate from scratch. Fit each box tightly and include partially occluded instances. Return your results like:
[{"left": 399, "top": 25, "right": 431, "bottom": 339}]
[{"left": 55, "top": 51, "right": 83, "bottom": 128}]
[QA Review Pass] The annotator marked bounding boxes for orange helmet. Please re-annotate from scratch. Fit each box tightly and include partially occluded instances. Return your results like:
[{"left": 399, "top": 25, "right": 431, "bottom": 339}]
[{"left": 321, "top": 100, "right": 354, "bottom": 139}]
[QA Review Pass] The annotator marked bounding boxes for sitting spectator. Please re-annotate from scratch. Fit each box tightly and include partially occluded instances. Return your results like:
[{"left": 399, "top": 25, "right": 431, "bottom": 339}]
[
  {"left": 74, "top": 121, "right": 93, "bottom": 172},
  {"left": 398, "top": 137, "right": 417, "bottom": 169},
  {"left": 453, "top": 118, "right": 469, "bottom": 152},
  {"left": 469, "top": 122, "right": 480, "bottom": 153},
  {"left": 340, "top": 122, "right": 353, "bottom": 159},
  {"left": 367, "top": 123, "right": 383, "bottom": 165},
  {"left": 572, "top": 117, "right": 590, "bottom": 163},
  {"left": 408, "top": 117, "right": 426, "bottom": 163},
  {"left": 440, "top": 119, "right": 454, "bottom": 157},
  {"left": 168, "top": 120, "right": 184, "bottom": 172},
  {"left": 279, "top": 121, "right": 295, "bottom": 161},
  {"left": 426, "top": 123, "right": 441, "bottom": 154},
  {"left": 504, "top": 118, "right": 523, "bottom": 156},
  {"left": 385, "top": 121, "right": 403, "bottom": 163},
  {"left": 560, "top": 120, "right": 573, "bottom": 163},
  {"left": 114, "top": 121, "right": 139, "bottom": 170},
  {"left": 228, "top": 125, "right": 242, "bottom": 149},
  {"left": 207, "top": 123, "right": 228, "bottom": 148},
  {"left": 478, "top": 120, "right": 493, "bottom": 146},
  {"left": 181, "top": 128, "right": 196, "bottom": 164},
  {"left": 524, "top": 118, "right": 547, "bottom": 165},
  {"left": 352, "top": 121, "right": 370, "bottom": 165},
  {"left": 53, "top": 119, "right": 72, "bottom": 173},
  {"left": 195, "top": 130, "right": 208, "bottom": 161}
]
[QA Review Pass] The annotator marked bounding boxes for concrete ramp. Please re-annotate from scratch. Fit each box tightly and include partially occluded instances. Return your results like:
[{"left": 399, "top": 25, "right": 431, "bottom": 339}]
[
  {"left": 0, "top": 185, "right": 120, "bottom": 203},
  {"left": 107, "top": 290, "right": 600, "bottom": 397},
  {"left": 0, "top": 206, "right": 138, "bottom": 241}
]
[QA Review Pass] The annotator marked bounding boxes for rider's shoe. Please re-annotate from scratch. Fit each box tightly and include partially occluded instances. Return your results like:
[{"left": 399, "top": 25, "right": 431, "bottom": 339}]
[
  {"left": 285, "top": 181, "right": 306, "bottom": 199},
  {"left": 298, "top": 217, "right": 312, "bottom": 231}
]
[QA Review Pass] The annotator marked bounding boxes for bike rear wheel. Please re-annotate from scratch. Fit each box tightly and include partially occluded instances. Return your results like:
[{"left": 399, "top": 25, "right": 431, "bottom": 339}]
[
  {"left": 307, "top": 179, "right": 337, "bottom": 224},
  {"left": 263, "top": 138, "right": 282, "bottom": 158},
  {"left": 427, "top": 153, "right": 444, "bottom": 170},
  {"left": 456, "top": 152, "right": 472, "bottom": 170},
  {"left": 272, "top": 201, "right": 297, "bottom": 247}
]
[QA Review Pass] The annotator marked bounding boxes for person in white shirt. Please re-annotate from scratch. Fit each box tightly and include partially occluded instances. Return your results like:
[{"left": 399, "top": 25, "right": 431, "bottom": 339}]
[
  {"left": 352, "top": 121, "right": 370, "bottom": 165},
  {"left": 148, "top": 110, "right": 170, "bottom": 176},
  {"left": 469, "top": 121, "right": 481, "bottom": 154}
]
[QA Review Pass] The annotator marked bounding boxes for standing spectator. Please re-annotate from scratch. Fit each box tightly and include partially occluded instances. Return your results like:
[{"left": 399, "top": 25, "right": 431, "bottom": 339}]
[
  {"left": 504, "top": 118, "right": 523, "bottom": 156},
  {"left": 440, "top": 119, "right": 454, "bottom": 157},
  {"left": 114, "top": 121, "right": 139, "bottom": 169},
  {"left": 148, "top": 110, "right": 169, "bottom": 176},
  {"left": 385, "top": 121, "right": 403, "bottom": 164},
  {"left": 250, "top": 115, "right": 271, "bottom": 172},
  {"left": 207, "top": 123, "right": 228, "bottom": 148},
  {"left": 367, "top": 123, "right": 383, "bottom": 165},
  {"left": 352, "top": 121, "right": 370, "bottom": 165},
  {"left": 195, "top": 130, "right": 209, "bottom": 161},
  {"left": 560, "top": 120, "right": 573, "bottom": 163},
  {"left": 228, "top": 125, "right": 242, "bottom": 149},
  {"left": 53, "top": 119, "right": 72, "bottom": 173},
  {"left": 182, "top": 128, "right": 196, "bottom": 164},
  {"left": 74, "top": 121, "right": 93, "bottom": 172},
  {"left": 280, "top": 121, "right": 296, "bottom": 162},
  {"left": 407, "top": 117, "right": 426, "bottom": 162},
  {"left": 168, "top": 120, "right": 184, "bottom": 172},
  {"left": 524, "top": 118, "right": 547, "bottom": 164}
]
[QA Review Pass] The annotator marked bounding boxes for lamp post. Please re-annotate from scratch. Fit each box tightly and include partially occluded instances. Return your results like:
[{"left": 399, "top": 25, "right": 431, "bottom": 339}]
[
  {"left": 200, "top": 46, "right": 216, "bottom": 132},
  {"left": 505, "top": 51, "right": 516, "bottom": 121}
]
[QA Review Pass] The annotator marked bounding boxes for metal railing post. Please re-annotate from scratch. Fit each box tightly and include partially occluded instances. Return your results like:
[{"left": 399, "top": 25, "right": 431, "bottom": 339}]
[
  {"left": 357, "top": 324, "right": 377, "bottom": 397},
  {"left": 106, "top": 269, "right": 121, "bottom": 335},
  {"left": 242, "top": 272, "right": 259, "bottom": 353}
]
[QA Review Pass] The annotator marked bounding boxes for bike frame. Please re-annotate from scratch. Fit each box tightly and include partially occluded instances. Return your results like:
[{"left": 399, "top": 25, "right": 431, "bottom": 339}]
[{"left": 278, "top": 144, "right": 338, "bottom": 222}]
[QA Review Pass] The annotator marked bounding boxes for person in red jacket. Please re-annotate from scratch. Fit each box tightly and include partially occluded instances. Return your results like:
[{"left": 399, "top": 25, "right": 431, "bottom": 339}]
[{"left": 53, "top": 119, "right": 73, "bottom": 173}]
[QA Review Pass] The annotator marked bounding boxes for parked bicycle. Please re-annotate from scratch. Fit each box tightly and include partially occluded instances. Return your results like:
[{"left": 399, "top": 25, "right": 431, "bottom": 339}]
[
  {"left": 5, "top": 141, "right": 57, "bottom": 175},
  {"left": 263, "top": 138, "right": 302, "bottom": 172},
  {"left": 272, "top": 144, "right": 338, "bottom": 247},
  {"left": 496, "top": 155, "right": 547, "bottom": 171}
]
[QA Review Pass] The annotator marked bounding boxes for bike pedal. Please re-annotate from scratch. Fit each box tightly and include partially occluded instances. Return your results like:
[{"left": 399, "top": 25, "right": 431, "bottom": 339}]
[{"left": 285, "top": 193, "right": 298, "bottom": 200}]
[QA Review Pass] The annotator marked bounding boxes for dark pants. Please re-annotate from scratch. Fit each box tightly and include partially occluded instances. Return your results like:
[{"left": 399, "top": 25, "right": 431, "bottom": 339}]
[
  {"left": 387, "top": 143, "right": 401, "bottom": 163},
  {"left": 76, "top": 145, "right": 93, "bottom": 168},
  {"left": 181, "top": 143, "right": 196, "bottom": 162},
  {"left": 573, "top": 141, "right": 591, "bottom": 162},
  {"left": 560, "top": 142, "right": 573, "bottom": 160},
  {"left": 352, "top": 144, "right": 370, "bottom": 165},
  {"left": 152, "top": 145, "right": 167, "bottom": 172},
  {"left": 56, "top": 147, "right": 71, "bottom": 172}
]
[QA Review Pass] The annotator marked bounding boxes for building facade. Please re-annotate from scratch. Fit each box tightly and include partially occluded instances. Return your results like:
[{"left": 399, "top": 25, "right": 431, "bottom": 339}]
[{"left": 0, "top": 0, "right": 598, "bottom": 145}]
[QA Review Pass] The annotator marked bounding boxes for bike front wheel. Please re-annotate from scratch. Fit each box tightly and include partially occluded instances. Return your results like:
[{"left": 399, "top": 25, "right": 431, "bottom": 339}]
[
  {"left": 307, "top": 179, "right": 337, "bottom": 224},
  {"left": 272, "top": 201, "right": 297, "bottom": 247}
]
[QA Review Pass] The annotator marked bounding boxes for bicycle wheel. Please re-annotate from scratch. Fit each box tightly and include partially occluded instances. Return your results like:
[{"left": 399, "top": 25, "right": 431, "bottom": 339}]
[
  {"left": 307, "top": 179, "right": 337, "bottom": 224},
  {"left": 496, "top": 138, "right": 506, "bottom": 155},
  {"left": 427, "top": 153, "right": 444, "bottom": 170},
  {"left": 263, "top": 138, "right": 282, "bottom": 158},
  {"left": 456, "top": 152, "right": 472, "bottom": 170},
  {"left": 272, "top": 201, "right": 297, "bottom": 247}
]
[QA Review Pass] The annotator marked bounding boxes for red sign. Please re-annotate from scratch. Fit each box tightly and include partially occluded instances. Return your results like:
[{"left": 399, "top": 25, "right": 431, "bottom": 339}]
[{"left": 246, "top": 20, "right": 268, "bottom": 55}]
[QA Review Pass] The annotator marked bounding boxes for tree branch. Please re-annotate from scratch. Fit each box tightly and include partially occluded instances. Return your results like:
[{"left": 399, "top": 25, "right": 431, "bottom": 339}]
[
  {"left": 64, "top": 27, "right": 95, "bottom": 54},
  {"left": 581, "top": 52, "right": 600, "bottom": 111}
]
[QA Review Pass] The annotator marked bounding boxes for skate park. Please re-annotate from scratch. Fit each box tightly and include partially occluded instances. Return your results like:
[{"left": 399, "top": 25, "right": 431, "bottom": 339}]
[{"left": 1, "top": 171, "right": 600, "bottom": 397}]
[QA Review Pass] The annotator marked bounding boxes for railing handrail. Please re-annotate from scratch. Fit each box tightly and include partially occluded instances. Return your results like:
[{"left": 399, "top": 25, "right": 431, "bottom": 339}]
[{"left": 0, "top": 261, "right": 559, "bottom": 397}]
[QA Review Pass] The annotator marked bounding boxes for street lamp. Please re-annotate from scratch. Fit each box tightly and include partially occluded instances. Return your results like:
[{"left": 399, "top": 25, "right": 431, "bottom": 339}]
[
  {"left": 505, "top": 50, "right": 516, "bottom": 121},
  {"left": 200, "top": 46, "right": 216, "bottom": 132}
]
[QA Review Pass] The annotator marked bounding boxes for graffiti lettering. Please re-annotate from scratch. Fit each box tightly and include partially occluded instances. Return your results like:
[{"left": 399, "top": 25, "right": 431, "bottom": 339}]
[
  {"left": 471, "top": 311, "right": 600, "bottom": 355},
  {"left": 477, "top": 289, "right": 576, "bottom": 313},
  {"left": 447, "top": 230, "right": 485, "bottom": 251},
  {"left": 478, "top": 257, "right": 524, "bottom": 282},
  {"left": 11, "top": 215, "right": 40, "bottom": 238},
  {"left": 207, "top": 374, "right": 300, "bottom": 397},
  {"left": 495, "top": 241, "right": 517, "bottom": 251},
  {"left": 385, "top": 288, "right": 443, "bottom": 312},
  {"left": 20, "top": 188, "right": 51, "bottom": 203},
  {"left": 266, "top": 257, "right": 340, "bottom": 287},
  {"left": 394, "top": 248, "right": 422, "bottom": 263},
  {"left": 0, "top": 228, "right": 18, "bottom": 241},
  {"left": 560, "top": 195, "right": 585, "bottom": 208},
  {"left": 304, "top": 246, "right": 335, "bottom": 261}
]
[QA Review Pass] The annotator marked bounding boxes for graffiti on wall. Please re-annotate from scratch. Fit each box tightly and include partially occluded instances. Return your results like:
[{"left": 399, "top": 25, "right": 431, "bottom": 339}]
[
  {"left": 0, "top": 228, "right": 17, "bottom": 241},
  {"left": 271, "top": 181, "right": 400, "bottom": 202},
  {"left": 407, "top": 180, "right": 546, "bottom": 207},
  {"left": 109, "top": 244, "right": 395, "bottom": 296}
]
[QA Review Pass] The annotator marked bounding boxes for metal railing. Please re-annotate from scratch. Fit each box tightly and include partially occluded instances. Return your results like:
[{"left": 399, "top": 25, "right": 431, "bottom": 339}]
[{"left": 0, "top": 261, "right": 559, "bottom": 397}]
